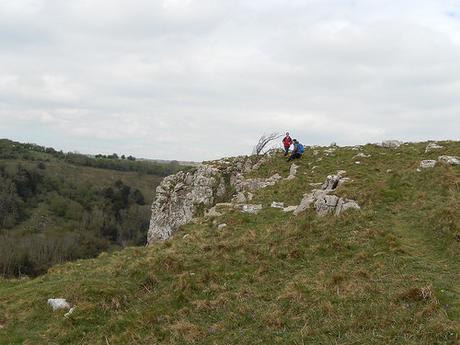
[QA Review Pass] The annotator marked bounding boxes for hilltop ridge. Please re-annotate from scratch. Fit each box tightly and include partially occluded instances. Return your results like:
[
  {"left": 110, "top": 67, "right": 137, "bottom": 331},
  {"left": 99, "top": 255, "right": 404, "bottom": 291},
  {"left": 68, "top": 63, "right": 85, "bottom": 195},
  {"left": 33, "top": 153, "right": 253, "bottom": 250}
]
[{"left": 0, "top": 141, "right": 459, "bottom": 344}]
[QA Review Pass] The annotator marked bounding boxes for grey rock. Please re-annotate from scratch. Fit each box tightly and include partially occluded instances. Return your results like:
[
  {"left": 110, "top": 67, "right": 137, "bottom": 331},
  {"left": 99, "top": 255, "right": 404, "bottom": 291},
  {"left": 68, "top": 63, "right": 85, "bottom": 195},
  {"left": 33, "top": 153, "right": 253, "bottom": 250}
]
[
  {"left": 48, "top": 298, "right": 71, "bottom": 311},
  {"left": 335, "top": 199, "right": 361, "bottom": 215},
  {"left": 420, "top": 160, "right": 437, "bottom": 169},
  {"left": 148, "top": 156, "right": 272, "bottom": 244},
  {"left": 217, "top": 223, "right": 227, "bottom": 230},
  {"left": 233, "top": 192, "right": 247, "bottom": 204},
  {"left": 240, "top": 204, "right": 263, "bottom": 214},
  {"left": 379, "top": 140, "right": 403, "bottom": 148},
  {"left": 425, "top": 142, "right": 443, "bottom": 153},
  {"left": 205, "top": 206, "right": 222, "bottom": 218},
  {"left": 286, "top": 163, "right": 299, "bottom": 180},
  {"left": 438, "top": 155, "right": 460, "bottom": 166},
  {"left": 353, "top": 153, "right": 371, "bottom": 159},
  {"left": 271, "top": 201, "right": 284, "bottom": 209},
  {"left": 293, "top": 171, "right": 360, "bottom": 217}
]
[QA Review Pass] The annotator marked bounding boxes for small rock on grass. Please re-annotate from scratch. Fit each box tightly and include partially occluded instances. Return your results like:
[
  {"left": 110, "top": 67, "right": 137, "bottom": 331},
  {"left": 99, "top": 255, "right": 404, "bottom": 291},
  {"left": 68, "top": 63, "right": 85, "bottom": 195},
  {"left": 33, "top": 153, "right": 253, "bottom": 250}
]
[
  {"left": 48, "top": 298, "right": 71, "bottom": 311},
  {"left": 420, "top": 160, "right": 436, "bottom": 169},
  {"left": 438, "top": 155, "right": 460, "bottom": 166},
  {"left": 271, "top": 201, "right": 284, "bottom": 209}
]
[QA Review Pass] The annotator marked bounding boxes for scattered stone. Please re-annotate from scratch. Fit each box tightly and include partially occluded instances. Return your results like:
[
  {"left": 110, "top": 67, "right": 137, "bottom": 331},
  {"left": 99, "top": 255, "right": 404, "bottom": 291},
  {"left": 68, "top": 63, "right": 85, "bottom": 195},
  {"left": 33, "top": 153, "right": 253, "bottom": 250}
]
[
  {"left": 379, "top": 140, "right": 403, "bottom": 148},
  {"left": 355, "top": 161, "right": 361, "bottom": 165},
  {"left": 282, "top": 205, "right": 298, "bottom": 213},
  {"left": 48, "top": 298, "right": 71, "bottom": 311},
  {"left": 183, "top": 234, "right": 190, "bottom": 239},
  {"left": 420, "top": 160, "right": 437, "bottom": 169},
  {"left": 425, "top": 142, "right": 444, "bottom": 153},
  {"left": 353, "top": 153, "right": 371, "bottom": 159},
  {"left": 217, "top": 223, "right": 227, "bottom": 230},
  {"left": 386, "top": 169, "right": 392, "bottom": 173},
  {"left": 286, "top": 163, "right": 299, "bottom": 180},
  {"left": 335, "top": 199, "right": 361, "bottom": 215},
  {"left": 247, "top": 192, "right": 254, "bottom": 201},
  {"left": 293, "top": 171, "right": 360, "bottom": 217},
  {"left": 240, "top": 204, "right": 263, "bottom": 214},
  {"left": 438, "top": 155, "right": 460, "bottom": 166},
  {"left": 271, "top": 201, "right": 284, "bottom": 209}
]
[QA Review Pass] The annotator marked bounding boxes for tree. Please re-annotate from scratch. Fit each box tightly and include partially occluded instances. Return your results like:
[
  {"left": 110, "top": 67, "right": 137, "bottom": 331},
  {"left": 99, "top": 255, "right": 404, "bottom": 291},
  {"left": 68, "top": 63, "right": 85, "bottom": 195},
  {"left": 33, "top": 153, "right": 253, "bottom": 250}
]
[{"left": 252, "top": 132, "right": 282, "bottom": 155}]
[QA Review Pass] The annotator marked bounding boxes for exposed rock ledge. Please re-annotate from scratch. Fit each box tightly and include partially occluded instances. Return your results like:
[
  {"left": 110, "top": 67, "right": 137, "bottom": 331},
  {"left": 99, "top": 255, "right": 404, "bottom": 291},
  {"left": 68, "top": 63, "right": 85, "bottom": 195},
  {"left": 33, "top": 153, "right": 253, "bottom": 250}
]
[
  {"left": 293, "top": 171, "right": 360, "bottom": 216},
  {"left": 147, "top": 155, "right": 274, "bottom": 244}
]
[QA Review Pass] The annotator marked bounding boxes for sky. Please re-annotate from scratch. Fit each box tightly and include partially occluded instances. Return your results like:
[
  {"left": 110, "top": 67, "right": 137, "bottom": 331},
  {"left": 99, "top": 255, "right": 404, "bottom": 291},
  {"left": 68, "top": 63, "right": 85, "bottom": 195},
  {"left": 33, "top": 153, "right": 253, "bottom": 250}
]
[{"left": 0, "top": 0, "right": 459, "bottom": 161}]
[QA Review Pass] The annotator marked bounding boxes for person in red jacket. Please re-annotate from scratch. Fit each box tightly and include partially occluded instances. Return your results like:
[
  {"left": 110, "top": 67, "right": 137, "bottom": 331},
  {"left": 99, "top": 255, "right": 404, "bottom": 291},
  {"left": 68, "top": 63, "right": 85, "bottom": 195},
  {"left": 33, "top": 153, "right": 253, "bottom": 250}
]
[{"left": 282, "top": 132, "right": 293, "bottom": 156}]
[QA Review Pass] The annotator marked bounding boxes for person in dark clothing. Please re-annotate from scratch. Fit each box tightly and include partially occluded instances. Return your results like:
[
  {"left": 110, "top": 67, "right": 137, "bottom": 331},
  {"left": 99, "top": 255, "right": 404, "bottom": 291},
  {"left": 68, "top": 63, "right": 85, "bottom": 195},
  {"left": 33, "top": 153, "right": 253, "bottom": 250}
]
[
  {"left": 282, "top": 132, "right": 293, "bottom": 156},
  {"left": 287, "top": 139, "right": 304, "bottom": 161}
]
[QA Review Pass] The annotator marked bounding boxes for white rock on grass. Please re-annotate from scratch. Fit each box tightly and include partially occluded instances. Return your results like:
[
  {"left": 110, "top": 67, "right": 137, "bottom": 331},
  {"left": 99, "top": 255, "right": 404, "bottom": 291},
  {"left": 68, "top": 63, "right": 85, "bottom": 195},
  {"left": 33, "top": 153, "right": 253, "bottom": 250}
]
[
  {"left": 353, "top": 153, "right": 371, "bottom": 159},
  {"left": 282, "top": 206, "right": 298, "bottom": 213},
  {"left": 425, "top": 142, "right": 444, "bottom": 153},
  {"left": 241, "top": 204, "right": 263, "bottom": 214},
  {"left": 286, "top": 163, "right": 299, "bottom": 180},
  {"left": 217, "top": 223, "right": 227, "bottom": 230},
  {"left": 48, "top": 298, "right": 71, "bottom": 311},
  {"left": 271, "top": 201, "right": 284, "bottom": 209},
  {"left": 438, "top": 155, "right": 460, "bottom": 166},
  {"left": 420, "top": 160, "right": 437, "bottom": 169},
  {"left": 293, "top": 171, "right": 360, "bottom": 217}
]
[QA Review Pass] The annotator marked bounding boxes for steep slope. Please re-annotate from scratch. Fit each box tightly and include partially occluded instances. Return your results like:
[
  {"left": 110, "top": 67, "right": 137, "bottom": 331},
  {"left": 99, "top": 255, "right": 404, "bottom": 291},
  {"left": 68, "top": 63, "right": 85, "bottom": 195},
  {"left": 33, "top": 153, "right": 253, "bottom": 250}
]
[{"left": 0, "top": 141, "right": 459, "bottom": 345}]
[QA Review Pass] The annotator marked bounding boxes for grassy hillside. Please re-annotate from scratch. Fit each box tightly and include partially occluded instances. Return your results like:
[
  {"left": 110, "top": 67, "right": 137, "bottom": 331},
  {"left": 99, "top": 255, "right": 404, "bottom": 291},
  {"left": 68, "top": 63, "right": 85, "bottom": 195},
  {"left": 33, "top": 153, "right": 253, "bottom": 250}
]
[
  {"left": 0, "top": 139, "right": 190, "bottom": 276},
  {"left": 0, "top": 141, "right": 459, "bottom": 344}
]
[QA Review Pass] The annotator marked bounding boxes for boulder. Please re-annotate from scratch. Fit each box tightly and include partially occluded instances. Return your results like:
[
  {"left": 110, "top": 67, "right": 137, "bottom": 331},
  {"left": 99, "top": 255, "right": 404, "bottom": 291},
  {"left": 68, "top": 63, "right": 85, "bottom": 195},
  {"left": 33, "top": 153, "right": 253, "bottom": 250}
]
[
  {"left": 420, "top": 160, "right": 437, "bottom": 169},
  {"left": 48, "top": 298, "right": 71, "bottom": 311},
  {"left": 293, "top": 171, "right": 360, "bottom": 217},
  {"left": 438, "top": 155, "right": 460, "bottom": 166},
  {"left": 217, "top": 223, "right": 227, "bottom": 230}
]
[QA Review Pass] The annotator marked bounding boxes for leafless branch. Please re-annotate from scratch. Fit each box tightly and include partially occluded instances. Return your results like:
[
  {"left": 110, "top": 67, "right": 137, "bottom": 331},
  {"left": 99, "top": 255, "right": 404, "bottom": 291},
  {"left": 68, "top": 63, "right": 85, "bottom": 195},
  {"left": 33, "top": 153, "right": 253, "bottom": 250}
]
[{"left": 252, "top": 132, "right": 282, "bottom": 155}]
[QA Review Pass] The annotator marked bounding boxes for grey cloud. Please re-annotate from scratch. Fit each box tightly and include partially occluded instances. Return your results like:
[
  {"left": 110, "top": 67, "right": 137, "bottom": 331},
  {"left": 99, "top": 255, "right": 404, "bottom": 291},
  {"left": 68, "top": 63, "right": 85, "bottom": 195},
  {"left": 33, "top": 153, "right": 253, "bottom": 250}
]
[{"left": 0, "top": 0, "right": 459, "bottom": 160}]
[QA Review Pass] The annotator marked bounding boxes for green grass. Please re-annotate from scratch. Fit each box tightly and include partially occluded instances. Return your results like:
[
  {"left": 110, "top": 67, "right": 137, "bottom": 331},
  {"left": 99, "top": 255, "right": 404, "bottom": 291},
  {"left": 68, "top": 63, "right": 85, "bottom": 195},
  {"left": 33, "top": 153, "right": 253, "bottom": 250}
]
[{"left": 0, "top": 141, "right": 459, "bottom": 344}]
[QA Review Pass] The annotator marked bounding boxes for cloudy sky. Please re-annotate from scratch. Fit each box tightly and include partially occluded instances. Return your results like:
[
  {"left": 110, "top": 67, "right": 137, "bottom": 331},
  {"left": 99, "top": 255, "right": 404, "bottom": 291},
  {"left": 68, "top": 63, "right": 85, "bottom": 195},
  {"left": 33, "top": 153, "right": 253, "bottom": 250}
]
[{"left": 0, "top": 0, "right": 459, "bottom": 161}]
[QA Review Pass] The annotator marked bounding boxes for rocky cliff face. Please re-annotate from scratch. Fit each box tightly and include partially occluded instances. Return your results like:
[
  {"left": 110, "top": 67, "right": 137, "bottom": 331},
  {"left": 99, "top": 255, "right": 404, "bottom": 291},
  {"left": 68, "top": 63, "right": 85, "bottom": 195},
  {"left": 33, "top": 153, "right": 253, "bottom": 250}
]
[{"left": 147, "top": 155, "right": 271, "bottom": 244}]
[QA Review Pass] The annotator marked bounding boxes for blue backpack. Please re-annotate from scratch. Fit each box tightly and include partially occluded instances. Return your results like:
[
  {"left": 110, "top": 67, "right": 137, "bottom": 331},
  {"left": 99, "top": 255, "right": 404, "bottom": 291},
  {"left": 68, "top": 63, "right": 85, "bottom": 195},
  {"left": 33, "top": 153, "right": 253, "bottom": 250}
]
[{"left": 297, "top": 143, "right": 304, "bottom": 154}]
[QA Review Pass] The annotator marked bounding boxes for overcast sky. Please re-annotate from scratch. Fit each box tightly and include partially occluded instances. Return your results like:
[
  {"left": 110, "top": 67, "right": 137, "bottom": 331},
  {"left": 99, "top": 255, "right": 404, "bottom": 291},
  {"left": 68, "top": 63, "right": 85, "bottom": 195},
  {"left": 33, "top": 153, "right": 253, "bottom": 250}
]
[{"left": 0, "top": 0, "right": 459, "bottom": 161}]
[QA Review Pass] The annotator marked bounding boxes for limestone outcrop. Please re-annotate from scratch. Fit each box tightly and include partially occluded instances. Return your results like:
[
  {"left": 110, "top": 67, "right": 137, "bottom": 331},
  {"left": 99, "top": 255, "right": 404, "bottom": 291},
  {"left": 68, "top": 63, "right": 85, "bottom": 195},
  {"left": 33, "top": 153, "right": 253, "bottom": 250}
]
[
  {"left": 147, "top": 155, "right": 274, "bottom": 244},
  {"left": 293, "top": 171, "right": 360, "bottom": 216},
  {"left": 438, "top": 155, "right": 460, "bottom": 166}
]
